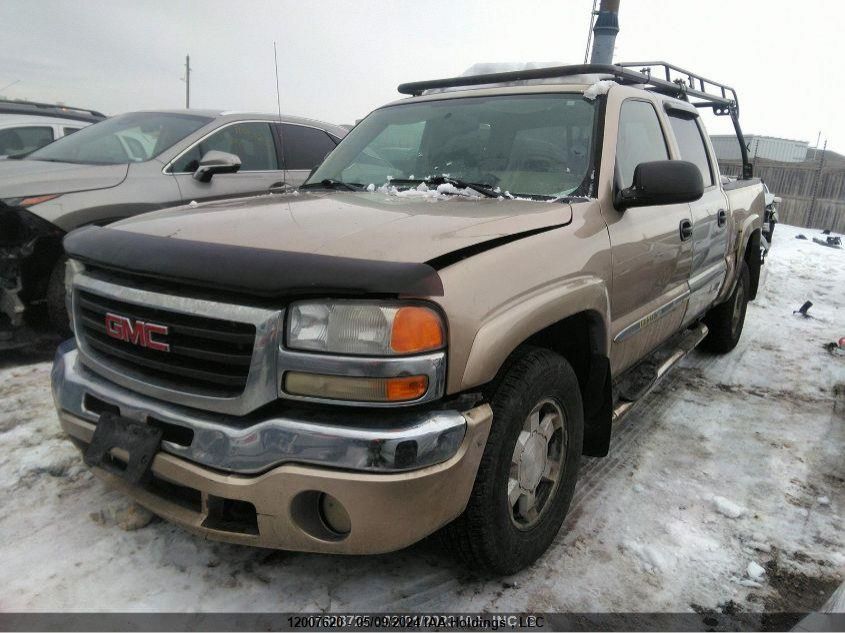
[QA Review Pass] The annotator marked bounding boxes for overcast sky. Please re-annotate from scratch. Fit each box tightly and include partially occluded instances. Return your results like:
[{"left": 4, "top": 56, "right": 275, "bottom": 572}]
[{"left": 1, "top": 0, "right": 841, "bottom": 152}]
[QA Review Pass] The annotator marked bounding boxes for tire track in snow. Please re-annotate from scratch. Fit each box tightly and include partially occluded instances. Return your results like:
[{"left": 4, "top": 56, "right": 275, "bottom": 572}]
[{"left": 563, "top": 343, "right": 719, "bottom": 532}]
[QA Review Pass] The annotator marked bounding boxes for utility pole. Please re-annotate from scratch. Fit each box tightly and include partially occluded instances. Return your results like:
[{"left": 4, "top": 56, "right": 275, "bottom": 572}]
[
  {"left": 807, "top": 138, "right": 827, "bottom": 228},
  {"left": 589, "top": 0, "right": 620, "bottom": 65},
  {"left": 184, "top": 55, "right": 191, "bottom": 109}
]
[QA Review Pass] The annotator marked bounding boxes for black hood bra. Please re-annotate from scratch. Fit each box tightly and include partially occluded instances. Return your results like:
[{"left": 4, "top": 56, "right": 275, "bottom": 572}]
[{"left": 64, "top": 225, "right": 445, "bottom": 298}]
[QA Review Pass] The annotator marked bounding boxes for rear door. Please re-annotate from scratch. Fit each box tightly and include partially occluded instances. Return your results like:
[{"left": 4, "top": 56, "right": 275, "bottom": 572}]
[
  {"left": 665, "top": 106, "right": 730, "bottom": 323},
  {"left": 170, "top": 121, "right": 287, "bottom": 203},
  {"left": 605, "top": 98, "right": 693, "bottom": 374},
  {"left": 276, "top": 123, "right": 339, "bottom": 186}
]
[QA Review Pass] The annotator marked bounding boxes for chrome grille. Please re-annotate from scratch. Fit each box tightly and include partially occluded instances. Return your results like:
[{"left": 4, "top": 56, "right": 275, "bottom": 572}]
[{"left": 75, "top": 289, "right": 256, "bottom": 397}]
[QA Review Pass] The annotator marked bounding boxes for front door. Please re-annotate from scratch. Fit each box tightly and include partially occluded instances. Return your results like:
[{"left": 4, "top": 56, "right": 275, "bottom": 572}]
[
  {"left": 604, "top": 99, "right": 693, "bottom": 374},
  {"left": 170, "top": 121, "right": 287, "bottom": 203}
]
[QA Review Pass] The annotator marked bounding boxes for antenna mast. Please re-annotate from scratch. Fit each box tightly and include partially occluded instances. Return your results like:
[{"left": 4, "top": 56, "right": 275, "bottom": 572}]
[
  {"left": 273, "top": 42, "right": 288, "bottom": 188},
  {"left": 184, "top": 55, "right": 191, "bottom": 108}
]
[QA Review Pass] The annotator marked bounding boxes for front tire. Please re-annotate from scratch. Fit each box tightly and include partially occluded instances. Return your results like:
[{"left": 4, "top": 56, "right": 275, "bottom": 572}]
[
  {"left": 442, "top": 346, "right": 583, "bottom": 574},
  {"left": 701, "top": 260, "right": 750, "bottom": 353}
]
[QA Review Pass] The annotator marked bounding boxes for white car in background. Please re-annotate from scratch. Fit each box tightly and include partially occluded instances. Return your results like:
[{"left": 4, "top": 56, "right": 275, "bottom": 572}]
[{"left": 0, "top": 100, "right": 105, "bottom": 158}]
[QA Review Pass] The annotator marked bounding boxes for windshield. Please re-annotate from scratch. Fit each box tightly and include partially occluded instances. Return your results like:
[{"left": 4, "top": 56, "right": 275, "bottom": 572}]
[
  {"left": 26, "top": 112, "right": 212, "bottom": 165},
  {"left": 307, "top": 93, "right": 596, "bottom": 198}
]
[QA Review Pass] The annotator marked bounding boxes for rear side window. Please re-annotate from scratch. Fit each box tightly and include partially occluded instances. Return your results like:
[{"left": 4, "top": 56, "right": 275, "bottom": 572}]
[
  {"left": 667, "top": 113, "right": 714, "bottom": 186},
  {"left": 616, "top": 100, "right": 668, "bottom": 188},
  {"left": 281, "top": 124, "right": 337, "bottom": 170},
  {"left": 0, "top": 126, "right": 54, "bottom": 155}
]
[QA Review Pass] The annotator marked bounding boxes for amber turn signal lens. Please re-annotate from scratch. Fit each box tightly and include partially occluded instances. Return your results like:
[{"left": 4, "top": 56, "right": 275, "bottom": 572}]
[
  {"left": 284, "top": 372, "right": 429, "bottom": 402},
  {"left": 390, "top": 306, "right": 444, "bottom": 354},
  {"left": 385, "top": 375, "right": 429, "bottom": 401}
]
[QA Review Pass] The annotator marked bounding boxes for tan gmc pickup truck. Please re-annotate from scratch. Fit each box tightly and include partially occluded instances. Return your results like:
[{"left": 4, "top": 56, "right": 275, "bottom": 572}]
[{"left": 51, "top": 62, "right": 766, "bottom": 574}]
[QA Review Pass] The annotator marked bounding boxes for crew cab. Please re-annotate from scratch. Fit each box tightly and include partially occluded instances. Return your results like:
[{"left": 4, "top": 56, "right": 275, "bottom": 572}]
[{"left": 51, "top": 62, "right": 765, "bottom": 574}]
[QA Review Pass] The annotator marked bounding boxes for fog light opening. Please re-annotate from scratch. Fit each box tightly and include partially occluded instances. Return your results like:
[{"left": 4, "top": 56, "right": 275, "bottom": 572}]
[
  {"left": 290, "top": 490, "right": 351, "bottom": 542},
  {"left": 319, "top": 493, "right": 351, "bottom": 536}
]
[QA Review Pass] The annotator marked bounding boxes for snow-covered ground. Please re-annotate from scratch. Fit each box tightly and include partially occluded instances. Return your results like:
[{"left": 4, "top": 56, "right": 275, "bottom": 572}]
[{"left": 0, "top": 224, "right": 842, "bottom": 618}]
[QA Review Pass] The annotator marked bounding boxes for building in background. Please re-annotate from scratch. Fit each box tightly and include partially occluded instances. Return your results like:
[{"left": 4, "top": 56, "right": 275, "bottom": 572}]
[
  {"left": 710, "top": 134, "right": 810, "bottom": 163},
  {"left": 711, "top": 134, "right": 845, "bottom": 233}
]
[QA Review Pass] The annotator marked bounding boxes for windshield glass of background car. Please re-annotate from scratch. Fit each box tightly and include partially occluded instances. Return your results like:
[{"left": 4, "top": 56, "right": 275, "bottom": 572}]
[
  {"left": 26, "top": 112, "right": 212, "bottom": 165},
  {"left": 308, "top": 94, "right": 596, "bottom": 198}
]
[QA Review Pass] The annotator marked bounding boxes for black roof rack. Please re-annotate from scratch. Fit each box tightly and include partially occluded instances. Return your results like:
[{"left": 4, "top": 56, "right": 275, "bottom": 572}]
[
  {"left": 397, "top": 61, "right": 753, "bottom": 179},
  {"left": 0, "top": 99, "right": 106, "bottom": 123}
]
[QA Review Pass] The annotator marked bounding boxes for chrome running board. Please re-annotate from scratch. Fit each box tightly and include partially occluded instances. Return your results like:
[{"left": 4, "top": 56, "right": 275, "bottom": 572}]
[{"left": 612, "top": 323, "right": 708, "bottom": 424}]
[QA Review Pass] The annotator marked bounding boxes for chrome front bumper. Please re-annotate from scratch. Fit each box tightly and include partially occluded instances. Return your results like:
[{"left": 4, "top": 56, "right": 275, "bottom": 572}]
[{"left": 52, "top": 341, "right": 473, "bottom": 475}]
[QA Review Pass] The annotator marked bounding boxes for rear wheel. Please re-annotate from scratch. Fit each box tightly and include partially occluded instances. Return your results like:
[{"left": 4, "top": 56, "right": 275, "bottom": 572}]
[
  {"left": 442, "top": 346, "right": 583, "bottom": 574},
  {"left": 701, "top": 260, "right": 750, "bottom": 353}
]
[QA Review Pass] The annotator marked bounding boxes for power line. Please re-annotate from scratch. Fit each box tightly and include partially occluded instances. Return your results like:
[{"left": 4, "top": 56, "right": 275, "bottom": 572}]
[{"left": 0, "top": 79, "right": 20, "bottom": 93}]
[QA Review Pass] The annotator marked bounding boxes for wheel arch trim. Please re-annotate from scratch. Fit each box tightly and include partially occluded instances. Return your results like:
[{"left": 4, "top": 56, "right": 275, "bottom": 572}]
[{"left": 459, "top": 276, "right": 610, "bottom": 391}]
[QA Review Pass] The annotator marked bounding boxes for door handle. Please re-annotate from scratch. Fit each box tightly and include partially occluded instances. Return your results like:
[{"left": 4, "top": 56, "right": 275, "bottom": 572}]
[
  {"left": 717, "top": 209, "right": 727, "bottom": 227},
  {"left": 679, "top": 219, "right": 693, "bottom": 241}
]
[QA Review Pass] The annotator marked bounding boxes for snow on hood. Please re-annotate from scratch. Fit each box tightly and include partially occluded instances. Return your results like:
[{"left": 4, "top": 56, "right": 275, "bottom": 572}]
[{"left": 374, "top": 181, "right": 482, "bottom": 200}]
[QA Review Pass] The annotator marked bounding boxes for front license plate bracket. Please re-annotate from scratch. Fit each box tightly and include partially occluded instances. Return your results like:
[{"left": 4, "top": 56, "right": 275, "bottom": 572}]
[{"left": 84, "top": 412, "right": 163, "bottom": 485}]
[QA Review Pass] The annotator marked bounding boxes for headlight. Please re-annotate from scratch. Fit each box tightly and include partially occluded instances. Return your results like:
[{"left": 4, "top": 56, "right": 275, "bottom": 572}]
[{"left": 287, "top": 301, "right": 445, "bottom": 356}]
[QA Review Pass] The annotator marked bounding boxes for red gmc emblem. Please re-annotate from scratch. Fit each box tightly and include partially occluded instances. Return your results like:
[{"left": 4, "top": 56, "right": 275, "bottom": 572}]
[{"left": 104, "top": 312, "right": 170, "bottom": 352}]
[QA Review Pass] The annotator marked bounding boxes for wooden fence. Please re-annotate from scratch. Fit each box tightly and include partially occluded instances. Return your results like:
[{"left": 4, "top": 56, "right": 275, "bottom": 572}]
[{"left": 719, "top": 158, "right": 845, "bottom": 233}]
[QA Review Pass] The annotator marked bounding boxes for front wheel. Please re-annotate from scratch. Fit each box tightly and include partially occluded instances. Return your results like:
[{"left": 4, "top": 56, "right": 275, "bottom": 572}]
[
  {"left": 701, "top": 260, "right": 750, "bottom": 353},
  {"left": 442, "top": 346, "right": 583, "bottom": 574}
]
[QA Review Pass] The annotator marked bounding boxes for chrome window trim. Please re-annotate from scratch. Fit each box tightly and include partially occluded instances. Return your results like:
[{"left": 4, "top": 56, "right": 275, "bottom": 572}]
[
  {"left": 277, "top": 347, "right": 447, "bottom": 407},
  {"left": 72, "top": 272, "right": 282, "bottom": 417}
]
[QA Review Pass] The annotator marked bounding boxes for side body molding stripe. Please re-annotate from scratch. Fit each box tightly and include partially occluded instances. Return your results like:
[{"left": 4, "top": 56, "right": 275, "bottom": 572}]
[{"left": 612, "top": 291, "right": 690, "bottom": 343}]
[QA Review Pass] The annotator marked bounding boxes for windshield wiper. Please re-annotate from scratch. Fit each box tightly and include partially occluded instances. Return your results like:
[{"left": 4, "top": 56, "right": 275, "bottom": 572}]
[
  {"left": 390, "top": 175, "right": 498, "bottom": 198},
  {"left": 301, "top": 179, "right": 363, "bottom": 192}
]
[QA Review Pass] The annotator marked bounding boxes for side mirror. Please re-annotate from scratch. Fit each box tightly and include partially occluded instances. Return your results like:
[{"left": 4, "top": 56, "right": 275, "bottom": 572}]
[
  {"left": 193, "top": 150, "right": 241, "bottom": 182},
  {"left": 615, "top": 160, "right": 704, "bottom": 210}
]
